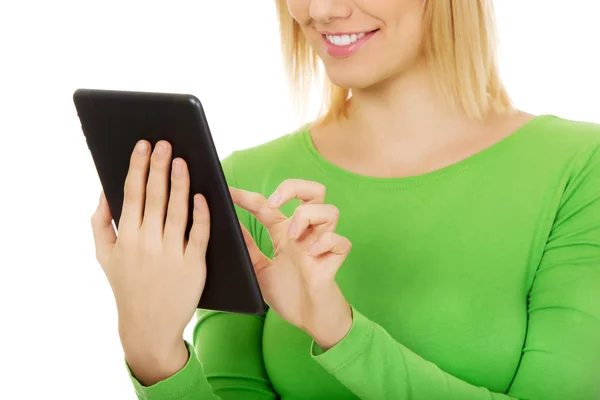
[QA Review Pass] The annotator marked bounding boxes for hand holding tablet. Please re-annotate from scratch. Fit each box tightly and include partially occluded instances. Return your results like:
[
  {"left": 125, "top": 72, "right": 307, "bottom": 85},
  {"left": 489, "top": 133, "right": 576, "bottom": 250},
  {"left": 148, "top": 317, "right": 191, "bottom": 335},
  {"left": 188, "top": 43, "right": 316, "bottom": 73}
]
[{"left": 74, "top": 88, "right": 265, "bottom": 316}]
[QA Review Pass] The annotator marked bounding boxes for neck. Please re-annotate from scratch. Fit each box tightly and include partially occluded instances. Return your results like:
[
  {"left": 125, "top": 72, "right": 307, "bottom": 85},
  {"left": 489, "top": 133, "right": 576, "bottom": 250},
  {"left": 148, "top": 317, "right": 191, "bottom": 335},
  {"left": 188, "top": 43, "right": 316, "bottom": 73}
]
[{"left": 339, "top": 61, "right": 490, "bottom": 155}]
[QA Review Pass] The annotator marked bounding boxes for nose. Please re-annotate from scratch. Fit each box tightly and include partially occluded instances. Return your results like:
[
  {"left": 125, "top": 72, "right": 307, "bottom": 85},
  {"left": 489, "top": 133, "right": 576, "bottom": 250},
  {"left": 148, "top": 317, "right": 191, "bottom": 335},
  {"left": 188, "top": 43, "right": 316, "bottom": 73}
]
[{"left": 309, "top": 0, "right": 352, "bottom": 23}]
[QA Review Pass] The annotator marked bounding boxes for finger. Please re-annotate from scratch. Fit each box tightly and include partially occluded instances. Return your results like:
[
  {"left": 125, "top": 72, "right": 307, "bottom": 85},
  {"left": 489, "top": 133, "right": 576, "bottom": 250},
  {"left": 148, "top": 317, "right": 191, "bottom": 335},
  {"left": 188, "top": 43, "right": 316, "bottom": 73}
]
[
  {"left": 141, "top": 141, "right": 172, "bottom": 236},
  {"left": 307, "top": 232, "right": 352, "bottom": 257},
  {"left": 267, "top": 179, "right": 326, "bottom": 208},
  {"left": 120, "top": 140, "right": 151, "bottom": 232},
  {"left": 91, "top": 192, "right": 117, "bottom": 266},
  {"left": 238, "top": 222, "right": 270, "bottom": 275},
  {"left": 229, "top": 187, "right": 286, "bottom": 231},
  {"left": 163, "top": 158, "right": 190, "bottom": 250},
  {"left": 185, "top": 194, "right": 211, "bottom": 260},
  {"left": 288, "top": 204, "right": 340, "bottom": 239}
]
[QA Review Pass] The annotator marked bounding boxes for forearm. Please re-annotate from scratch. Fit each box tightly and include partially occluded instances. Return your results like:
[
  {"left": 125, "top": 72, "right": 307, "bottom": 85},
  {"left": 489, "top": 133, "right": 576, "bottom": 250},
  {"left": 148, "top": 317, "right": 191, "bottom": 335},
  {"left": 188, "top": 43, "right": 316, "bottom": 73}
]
[
  {"left": 303, "top": 283, "right": 353, "bottom": 351},
  {"left": 312, "top": 306, "right": 518, "bottom": 400},
  {"left": 123, "top": 311, "right": 278, "bottom": 400}
]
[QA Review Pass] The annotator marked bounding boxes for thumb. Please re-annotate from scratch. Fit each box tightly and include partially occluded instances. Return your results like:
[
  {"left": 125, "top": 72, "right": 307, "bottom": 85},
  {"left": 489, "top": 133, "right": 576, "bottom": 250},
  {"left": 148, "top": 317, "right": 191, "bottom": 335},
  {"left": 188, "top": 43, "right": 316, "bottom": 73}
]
[
  {"left": 91, "top": 192, "right": 117, "bottom": 266},
  {"left": 239, "top": 222, "right": 270, "bottom": 274}
]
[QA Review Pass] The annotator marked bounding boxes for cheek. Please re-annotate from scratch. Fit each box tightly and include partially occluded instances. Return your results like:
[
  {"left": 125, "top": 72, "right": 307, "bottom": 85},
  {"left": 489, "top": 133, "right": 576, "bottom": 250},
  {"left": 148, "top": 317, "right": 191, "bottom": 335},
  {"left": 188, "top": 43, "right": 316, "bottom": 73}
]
[
  {"left": 383, "top": 2, "right": 426, "bottom": 58},
  {"left": 285, "top": 0, "right": 311, "bottom": 25},
  {"left": 285, "top": 0, "right": 321, "bottom": 53}
]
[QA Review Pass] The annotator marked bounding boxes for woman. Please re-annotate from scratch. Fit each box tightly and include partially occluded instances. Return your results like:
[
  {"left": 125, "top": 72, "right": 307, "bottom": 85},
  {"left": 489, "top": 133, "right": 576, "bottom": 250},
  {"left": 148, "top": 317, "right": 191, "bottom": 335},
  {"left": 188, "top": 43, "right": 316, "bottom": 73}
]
[{"left": 91, "top": 1, "right": 600, "bottom": 399}]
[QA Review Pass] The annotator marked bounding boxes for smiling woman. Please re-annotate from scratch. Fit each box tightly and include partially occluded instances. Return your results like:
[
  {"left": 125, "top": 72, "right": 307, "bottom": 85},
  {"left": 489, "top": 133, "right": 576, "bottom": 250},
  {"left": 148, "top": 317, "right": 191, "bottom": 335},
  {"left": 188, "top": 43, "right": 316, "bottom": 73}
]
[
  {"left": 278, "top": 0, "right": 512, "bottom": 123},
  {"left": 91, "top": 1, "right": 600, "bottom": 399}
]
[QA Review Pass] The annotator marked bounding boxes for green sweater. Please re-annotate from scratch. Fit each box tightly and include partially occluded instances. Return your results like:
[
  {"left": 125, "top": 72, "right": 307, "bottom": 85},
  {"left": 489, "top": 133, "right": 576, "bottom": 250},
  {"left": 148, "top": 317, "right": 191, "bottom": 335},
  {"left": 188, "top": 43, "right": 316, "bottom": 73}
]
[{"left": 128, "top": 115, "right": 600, "bottom": 399}]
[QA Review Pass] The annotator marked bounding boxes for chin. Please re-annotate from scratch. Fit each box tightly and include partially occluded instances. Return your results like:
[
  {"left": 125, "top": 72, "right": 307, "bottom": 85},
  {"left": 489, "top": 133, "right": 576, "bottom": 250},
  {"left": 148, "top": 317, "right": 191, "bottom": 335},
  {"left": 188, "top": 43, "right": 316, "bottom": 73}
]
[
  {"left": 324, "top": 63, "right": 382, "bottom": 90},
  {"left": 323, "top": 55, "right": 420, "bottom": 92}
]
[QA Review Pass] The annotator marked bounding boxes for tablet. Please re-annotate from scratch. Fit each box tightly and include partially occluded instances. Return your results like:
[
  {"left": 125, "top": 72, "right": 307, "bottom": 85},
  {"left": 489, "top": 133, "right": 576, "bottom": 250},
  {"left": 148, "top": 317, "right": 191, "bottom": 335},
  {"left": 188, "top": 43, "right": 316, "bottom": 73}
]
[{"left": 73, "top": 88, "right": 265, "bottom": 315}]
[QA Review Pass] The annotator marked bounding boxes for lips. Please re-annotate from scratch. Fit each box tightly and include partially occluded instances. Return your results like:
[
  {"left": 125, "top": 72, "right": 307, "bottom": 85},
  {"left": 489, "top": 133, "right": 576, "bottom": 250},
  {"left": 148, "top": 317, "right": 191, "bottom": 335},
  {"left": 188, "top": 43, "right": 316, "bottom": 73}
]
[{"left": 322, "top": 29, "right": 379, "bottom": 58}]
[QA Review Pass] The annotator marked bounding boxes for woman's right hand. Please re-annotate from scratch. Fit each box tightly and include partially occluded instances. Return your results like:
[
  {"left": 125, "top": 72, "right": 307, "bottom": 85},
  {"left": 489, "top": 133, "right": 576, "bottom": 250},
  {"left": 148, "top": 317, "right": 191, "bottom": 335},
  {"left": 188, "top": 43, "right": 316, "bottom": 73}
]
[{"left": 90, "top": 140, "right": 211, "bottom": 383}]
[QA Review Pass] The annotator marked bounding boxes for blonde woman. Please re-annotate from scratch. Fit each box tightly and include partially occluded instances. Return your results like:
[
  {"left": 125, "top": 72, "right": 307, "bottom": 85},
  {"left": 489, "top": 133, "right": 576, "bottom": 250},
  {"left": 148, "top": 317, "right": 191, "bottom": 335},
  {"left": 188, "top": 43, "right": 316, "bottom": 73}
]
[{"left": 91, "top": 1, "right": 600, "bottom": 399}]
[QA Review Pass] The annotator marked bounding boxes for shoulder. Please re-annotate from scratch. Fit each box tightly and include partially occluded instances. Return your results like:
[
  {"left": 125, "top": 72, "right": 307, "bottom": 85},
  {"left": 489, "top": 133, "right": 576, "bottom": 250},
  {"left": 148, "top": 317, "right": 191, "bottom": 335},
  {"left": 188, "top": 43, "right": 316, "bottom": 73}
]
[
  {"left": 533, "top": 115, "right": 600, "bottom": 155},
  {"left": 220, "top": 125, "right": 309, "bottom": 194},
  {"left": 533, "top": 116, "right": 600, "bottom": 207},
  {"left": 226, "top": 126, "right": 306, "bottom": 169},
  {"left": 517, "top": 115, "right": 600, "bottom": 183}
]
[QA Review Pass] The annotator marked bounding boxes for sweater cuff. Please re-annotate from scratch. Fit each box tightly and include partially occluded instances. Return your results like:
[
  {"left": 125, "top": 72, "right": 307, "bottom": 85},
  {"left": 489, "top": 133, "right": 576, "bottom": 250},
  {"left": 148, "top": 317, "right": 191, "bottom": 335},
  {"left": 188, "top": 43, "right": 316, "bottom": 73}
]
[
  {"left": 310, "top": 305, "right": 376, "bottom": 374},
  {"left": 126, "top": 341, "right": 204, "bottom": 400}
]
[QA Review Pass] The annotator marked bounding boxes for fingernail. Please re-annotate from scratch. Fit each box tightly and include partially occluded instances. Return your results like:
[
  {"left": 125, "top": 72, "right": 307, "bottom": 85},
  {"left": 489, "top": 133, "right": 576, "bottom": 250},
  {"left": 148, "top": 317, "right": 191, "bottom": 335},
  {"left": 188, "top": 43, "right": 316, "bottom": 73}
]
[
  {"left": 172, "top": 159, "right": 182, "bottom": 177},
  {"left": 194, "top": 194, "right": 202, "bottom": 210},
  {"left": 307, "top": 241, "right": 319, "bottom": 255},
  {"left": 155, "top": 142, "right": 167, "bottom": 156},
  {"left": 135, "top": 141, "right": 148, "bottom": 155},
  {"left": 287, "top": 221, "right": 296, "bottom": 238},
  {"left": 268, "top": 192, "right": 280, "bottom": 207}
]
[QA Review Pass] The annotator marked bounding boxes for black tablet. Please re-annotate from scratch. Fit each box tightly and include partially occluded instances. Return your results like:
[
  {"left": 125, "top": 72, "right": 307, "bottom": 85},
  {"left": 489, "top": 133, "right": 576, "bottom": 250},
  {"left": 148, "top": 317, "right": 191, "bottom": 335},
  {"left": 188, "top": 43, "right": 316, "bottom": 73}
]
[{"left": 73, "top": 88, "right": 265, "bottom": 315}]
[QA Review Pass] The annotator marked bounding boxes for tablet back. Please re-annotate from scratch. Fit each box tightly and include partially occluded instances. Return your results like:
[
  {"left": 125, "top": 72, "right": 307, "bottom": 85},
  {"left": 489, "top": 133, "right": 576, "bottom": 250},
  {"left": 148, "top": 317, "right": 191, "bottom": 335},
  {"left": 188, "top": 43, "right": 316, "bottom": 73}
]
[{"left": 74, "top": 88, "right": 265, "bottom": 315}]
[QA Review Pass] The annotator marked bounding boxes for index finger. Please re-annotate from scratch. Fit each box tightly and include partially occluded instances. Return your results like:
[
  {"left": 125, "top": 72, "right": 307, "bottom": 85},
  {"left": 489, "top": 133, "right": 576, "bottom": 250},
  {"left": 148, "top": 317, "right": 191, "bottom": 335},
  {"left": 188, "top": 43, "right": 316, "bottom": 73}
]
[
  {"left": 267, "top": 179, "right": 326, "bottom": 208},
  {"left": 229, "top": 187, "right": 287, "bottom": 230}
]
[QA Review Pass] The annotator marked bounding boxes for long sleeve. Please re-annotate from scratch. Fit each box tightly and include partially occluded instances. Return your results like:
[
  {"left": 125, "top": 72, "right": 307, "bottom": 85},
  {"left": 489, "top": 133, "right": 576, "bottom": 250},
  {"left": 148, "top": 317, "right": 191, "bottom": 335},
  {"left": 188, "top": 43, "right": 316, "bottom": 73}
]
[
  {"left": 127, "top": 312, "right": 278, "bottom": 400},
  {"left": 126, "top": 153, "right": 278, "bottom": 400},
  {"left": 311, "top": 145, "right": 600, "bottom": 400}
]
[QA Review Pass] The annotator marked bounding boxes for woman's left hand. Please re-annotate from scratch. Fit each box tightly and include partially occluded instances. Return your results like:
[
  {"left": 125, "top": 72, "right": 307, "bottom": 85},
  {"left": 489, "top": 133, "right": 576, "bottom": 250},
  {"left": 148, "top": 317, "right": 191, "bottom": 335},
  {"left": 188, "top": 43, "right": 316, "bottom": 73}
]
[{"left": 230, "top": 179, "right": 353, "bottom": 350}]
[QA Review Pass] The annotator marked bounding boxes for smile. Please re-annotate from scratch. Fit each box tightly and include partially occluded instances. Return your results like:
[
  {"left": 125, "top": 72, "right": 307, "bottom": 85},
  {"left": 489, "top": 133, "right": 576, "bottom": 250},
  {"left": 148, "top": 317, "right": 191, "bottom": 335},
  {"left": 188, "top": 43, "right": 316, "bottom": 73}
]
[
  {"left": 325, "top": 32, "right": 368, "bottom": 46},
  {"left": 321, "top": 30, "right": 379, "bottom": 58}
]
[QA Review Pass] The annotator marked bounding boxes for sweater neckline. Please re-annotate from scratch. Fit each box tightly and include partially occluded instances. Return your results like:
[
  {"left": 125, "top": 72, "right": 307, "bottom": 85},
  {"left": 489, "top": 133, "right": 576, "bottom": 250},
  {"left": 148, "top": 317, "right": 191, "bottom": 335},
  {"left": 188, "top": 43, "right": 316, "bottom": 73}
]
[{"left": 299, "top": 114, "right": 555, "bottom": 188}]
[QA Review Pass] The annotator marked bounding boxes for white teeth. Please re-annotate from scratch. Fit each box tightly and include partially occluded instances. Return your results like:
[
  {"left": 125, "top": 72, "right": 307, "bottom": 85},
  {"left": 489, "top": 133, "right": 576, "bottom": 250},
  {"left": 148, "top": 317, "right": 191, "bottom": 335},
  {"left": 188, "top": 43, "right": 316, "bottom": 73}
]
[{"left": 326, "top": 32, "right": 368, "bottom": 46}]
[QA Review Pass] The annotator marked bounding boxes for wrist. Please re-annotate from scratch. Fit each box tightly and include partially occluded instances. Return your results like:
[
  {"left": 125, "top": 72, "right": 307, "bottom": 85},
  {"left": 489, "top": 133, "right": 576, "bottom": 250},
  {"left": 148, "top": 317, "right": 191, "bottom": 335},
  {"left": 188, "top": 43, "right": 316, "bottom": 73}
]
[
  {"left": 124, "top": 338, "right": 189, "bottom": 386},
  {"left": 303, "top": 286, "right": 353, "bottom": 351},
  {"left": 118, "top": 318, "right": 184, "bottom": 355},
  {"left": 310, "top": 304, "right": 353, "bottom": 351}
]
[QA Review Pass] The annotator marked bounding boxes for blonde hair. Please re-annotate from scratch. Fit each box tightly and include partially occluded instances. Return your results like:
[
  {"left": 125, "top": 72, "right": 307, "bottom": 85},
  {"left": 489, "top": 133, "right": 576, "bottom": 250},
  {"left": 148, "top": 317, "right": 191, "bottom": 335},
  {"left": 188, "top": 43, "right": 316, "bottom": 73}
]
[{"left": 275, "top": 0, "right": 514, "bottom": 123}]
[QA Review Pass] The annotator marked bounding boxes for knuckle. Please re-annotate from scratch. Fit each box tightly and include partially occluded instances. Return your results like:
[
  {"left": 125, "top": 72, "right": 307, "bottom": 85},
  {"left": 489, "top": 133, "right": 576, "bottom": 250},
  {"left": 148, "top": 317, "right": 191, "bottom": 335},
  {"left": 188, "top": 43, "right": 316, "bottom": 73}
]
[
  {"left": 293, "top": 204, "right": 309, "bottom": 218},
  {"left": 340, "top": 236, "right": 352, "bottom": 252},
  {"left": 169, "top": 180, "right": 185, "bottom": 195},
  {"left": 149, "top": 159, "right": 164, "bottom": 173},
  {"left": 311, "top": 181, "right": 327, "bottom": 199},
  {"left": 90, "top": 211, "right": 99, "bottom": 227},
  {"left": 277, "top": 179, "right": 299, "bottom": 195},
  {"left": 251, "top": 193, "right": 269, "bottom": 212},
  {"left": 315, "top": 182, "right": 326, "bottom": 194},
  {"left": 189, "top": 226, "right": 206, "bottom": 245},
  {"left": 321, "top": 230, "right": 335, "bottom": 243},
  {"left": 116, "top": 231, "right": 135, "bottom": 248},
  {"left": 128, "top": 157, "right": 147, "bottom": 174},
  {"left": 140, "top": 234, "right": 161, "bottom": 254},
  {"left": 123, "top": 181, "right": 140, "bottom": 202},
  {"left": 168, "top": 210, "right": 187, "bottom": 227},
  {"left": 279, "top": 178, "right": 295, "bottom": 189},
  {"left": 328, "top": 205, "right": 340, "bottom": 218},
  {"left": 187, "top": 227, "right": 198, "bottom": 242},
  {"left": 150, "top": 153, "right": 164, "bottom": 167},
  {"left": 144, "top": 188, "right": 160, "bottom": 206},
  {"left": 251, "top": 191, "right": 267, "bottom": 203},
  {"left": 94, "top": 249, "right": 103, "bottom": 263},
  {"left": 188, "top": 230, "right": 201, "bottom": 246}
]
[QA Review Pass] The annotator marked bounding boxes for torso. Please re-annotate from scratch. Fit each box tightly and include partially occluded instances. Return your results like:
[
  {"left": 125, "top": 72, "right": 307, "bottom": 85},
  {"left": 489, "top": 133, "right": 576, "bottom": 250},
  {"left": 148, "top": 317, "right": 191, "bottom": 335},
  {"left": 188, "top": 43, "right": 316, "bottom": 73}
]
[{"left": 227, "top": 114, "right": 600, "bottom": 399}]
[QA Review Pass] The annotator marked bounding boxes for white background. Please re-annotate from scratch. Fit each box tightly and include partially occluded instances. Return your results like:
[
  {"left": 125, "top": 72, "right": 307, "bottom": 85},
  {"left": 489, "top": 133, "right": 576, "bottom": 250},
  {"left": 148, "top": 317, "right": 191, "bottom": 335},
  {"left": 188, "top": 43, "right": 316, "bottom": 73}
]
[{"left": 0, "top": 1, "right": 598, "bottom": 398}]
